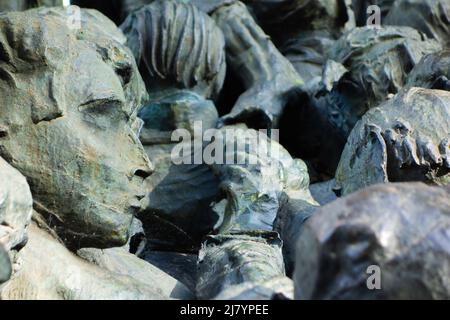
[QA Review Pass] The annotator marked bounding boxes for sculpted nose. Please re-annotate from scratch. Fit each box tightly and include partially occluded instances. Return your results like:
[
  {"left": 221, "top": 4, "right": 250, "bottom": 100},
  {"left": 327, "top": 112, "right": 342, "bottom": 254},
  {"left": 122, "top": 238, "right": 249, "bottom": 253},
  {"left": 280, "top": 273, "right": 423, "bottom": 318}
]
[
  {"left": 133, "top": 168, "right": 151, "bottom": 180},
  {"left": 127, "top": 126, "right": 155, "bottom": 178}
]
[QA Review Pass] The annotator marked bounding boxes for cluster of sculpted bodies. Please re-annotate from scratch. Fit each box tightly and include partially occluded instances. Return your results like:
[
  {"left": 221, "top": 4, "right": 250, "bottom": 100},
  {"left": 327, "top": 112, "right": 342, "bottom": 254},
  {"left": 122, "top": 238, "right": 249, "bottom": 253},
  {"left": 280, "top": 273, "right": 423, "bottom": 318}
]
[{"left": 0, "top": 0, "right": 449, "bottom": 300}]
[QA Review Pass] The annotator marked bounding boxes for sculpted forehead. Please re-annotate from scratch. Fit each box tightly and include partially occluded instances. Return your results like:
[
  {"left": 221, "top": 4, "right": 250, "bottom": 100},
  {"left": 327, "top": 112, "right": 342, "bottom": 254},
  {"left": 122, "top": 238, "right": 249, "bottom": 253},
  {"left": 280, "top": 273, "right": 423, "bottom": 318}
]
[{"left": 0, "top": 8, "right": 146, "bottom": 120}]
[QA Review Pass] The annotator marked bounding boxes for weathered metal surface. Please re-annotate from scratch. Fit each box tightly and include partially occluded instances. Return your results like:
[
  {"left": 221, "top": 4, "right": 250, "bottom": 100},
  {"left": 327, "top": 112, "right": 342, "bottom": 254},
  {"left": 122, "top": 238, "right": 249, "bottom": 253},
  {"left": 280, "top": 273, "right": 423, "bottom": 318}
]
[{"left": 295, "top": 183, "right": 450, "bottom": 300}]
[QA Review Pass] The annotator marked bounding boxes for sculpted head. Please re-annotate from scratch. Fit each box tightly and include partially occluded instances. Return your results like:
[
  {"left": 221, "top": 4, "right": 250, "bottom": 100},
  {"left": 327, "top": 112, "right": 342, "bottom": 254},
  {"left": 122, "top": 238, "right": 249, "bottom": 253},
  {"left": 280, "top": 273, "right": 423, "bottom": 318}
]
[
  {"left": 121, "top": 0, "right": 226, "bottom": 99},
  {"left": 0, "top": 8, "right": 153, "bottom": 248},
  {"left": 335, "top": 87, "right": 450, "bottom": 196},
  {"left": 0, "top": 156, "right": 32, "bottom": 285},
  {"left": 0, "top": 157, "right": 33, "bottom": 251}
]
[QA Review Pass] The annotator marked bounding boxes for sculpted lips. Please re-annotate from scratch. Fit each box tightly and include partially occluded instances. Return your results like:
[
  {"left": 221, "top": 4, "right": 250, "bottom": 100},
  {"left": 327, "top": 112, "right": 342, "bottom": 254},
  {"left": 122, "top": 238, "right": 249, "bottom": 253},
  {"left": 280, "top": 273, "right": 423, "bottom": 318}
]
[
  {"left": 130, "top": 193, "right": 146, "bottom": 211},
  {"left": 129, "top": 180, "right": 149, "bottom": 213},
  {"left": 130, "top": 197, "right": 142, "bottom": 210},
  {"left": 128, "top": 167, "right": 151, "bottom": 212}
]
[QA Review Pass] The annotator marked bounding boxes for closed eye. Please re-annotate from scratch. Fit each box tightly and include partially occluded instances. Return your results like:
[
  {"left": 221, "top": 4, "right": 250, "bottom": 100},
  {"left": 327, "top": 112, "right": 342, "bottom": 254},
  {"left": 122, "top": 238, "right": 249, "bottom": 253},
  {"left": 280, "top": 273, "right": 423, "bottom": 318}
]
[
  {"left": 78, "top": 98, "right": 130, "bottom": 129},
  {"left": 78, "top": 98, "right": 123, "bottom": 114}
]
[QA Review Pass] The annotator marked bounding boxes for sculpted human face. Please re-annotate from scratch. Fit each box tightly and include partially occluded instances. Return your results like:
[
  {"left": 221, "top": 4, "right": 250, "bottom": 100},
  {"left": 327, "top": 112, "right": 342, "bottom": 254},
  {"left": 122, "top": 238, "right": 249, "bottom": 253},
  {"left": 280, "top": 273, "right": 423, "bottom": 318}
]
[{"left": 0, "top": 9, "right": 153, "bottom": 248}]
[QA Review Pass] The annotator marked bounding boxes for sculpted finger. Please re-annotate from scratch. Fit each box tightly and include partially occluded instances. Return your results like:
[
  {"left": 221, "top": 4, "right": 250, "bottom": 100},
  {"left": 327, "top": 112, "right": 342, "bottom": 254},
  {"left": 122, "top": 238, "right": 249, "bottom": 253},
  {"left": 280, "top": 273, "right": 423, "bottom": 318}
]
[
  {"left": 417, "top": 135, "right": 442, "bottom": 167},
  {"left": 440, "top": 138, "right": 450, "bottom": 169}
]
